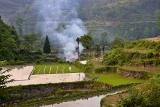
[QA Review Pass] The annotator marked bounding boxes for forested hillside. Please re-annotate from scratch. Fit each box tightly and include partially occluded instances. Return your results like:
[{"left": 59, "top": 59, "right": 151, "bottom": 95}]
[
  {"left": 0, "top": 0, "right": 160, "bottom": 39},
  {"left": 0, "top": 18, "right": 19, "bottom": 60},
  {"left": 0, "top": 18, "right": 44, "bottom": 65}
]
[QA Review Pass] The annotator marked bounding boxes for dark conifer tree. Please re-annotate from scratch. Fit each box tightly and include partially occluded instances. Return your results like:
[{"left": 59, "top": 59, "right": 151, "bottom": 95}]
[
  {"left": 43, "top": 36, "right": 51, "bottom": 54},
  {"left": 76, "top": 37, "right": 80, "bottom": 60}
]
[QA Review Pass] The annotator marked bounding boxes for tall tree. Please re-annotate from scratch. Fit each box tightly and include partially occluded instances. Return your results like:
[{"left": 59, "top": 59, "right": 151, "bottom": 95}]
[
  {"left": 100, "top": 32, "right": 109, "bottom": 55},
  {"left": 111, "top": 37, "right": 125, "bottom": 49},
  {"left": 95, "top": 44, "right": 101, "bottom": 57},
  {"left": 80, "top": 34, "right": 93, "bottom": 57},
  {"left": 80, "top": 34, "right": 92, "bottom": 50},
  {"left": 23, "top": 33, "right": 40, "bottom": 51},
  {"left": 15, "top": 16, "right": 25, "bottom": 36},
  {"left": 76, "top": 37, "right": 80, "bottom": 60},
  {"left": 0, "top": 19, "right": 18, "bottom": 60},
  {"left": 43, "top": 36, "right": 51, "bottom": 54},
  {"left": 158, "top": 15, "right": 160, "bottom": 31}
]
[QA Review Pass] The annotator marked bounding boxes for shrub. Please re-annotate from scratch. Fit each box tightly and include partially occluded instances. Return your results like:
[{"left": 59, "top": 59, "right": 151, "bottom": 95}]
[
  {"left": 118, "top": 88, "right": 148, "bottom": 107},
  {"left": 118, "top": 74, "right": 160, "bottom": 107},
  {"left": 0, "top": 60, "right": 8, "bottom": 66},
  {"left": 83, "top": 61, "right": 94, "bottom": 72},
  {"left": 74, "top": 61, "right": 94, "bottom": 72},
  {"left": 104, "top": 49, "right": 126, "bottom": 65},
  {"left": 111, "top": 37, "right": 125, "bottom": 49},
  {"left": 0, "top": 68, "right": 13, "bottom": 102}
]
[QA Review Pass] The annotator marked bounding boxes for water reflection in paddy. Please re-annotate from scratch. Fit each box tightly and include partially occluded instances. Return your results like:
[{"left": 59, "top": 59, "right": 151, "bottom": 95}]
[{"left": 41, "top": 91, "right": 123, "bottom": 107}]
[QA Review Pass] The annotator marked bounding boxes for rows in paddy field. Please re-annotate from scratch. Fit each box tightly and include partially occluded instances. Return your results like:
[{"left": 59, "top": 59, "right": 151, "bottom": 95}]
[{"left": 33, "top": 64, "right": 79, "bottom": 74}]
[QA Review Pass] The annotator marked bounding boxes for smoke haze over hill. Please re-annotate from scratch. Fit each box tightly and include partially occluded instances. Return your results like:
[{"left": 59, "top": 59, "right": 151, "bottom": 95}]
[{"left": 32, "top": 0, "right": 87, "bottom": 61}]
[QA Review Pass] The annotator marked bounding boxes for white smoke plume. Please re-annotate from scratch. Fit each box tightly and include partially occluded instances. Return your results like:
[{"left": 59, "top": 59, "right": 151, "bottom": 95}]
[{"left": 33, "top": 0, "right": 87, "bottom": 61}]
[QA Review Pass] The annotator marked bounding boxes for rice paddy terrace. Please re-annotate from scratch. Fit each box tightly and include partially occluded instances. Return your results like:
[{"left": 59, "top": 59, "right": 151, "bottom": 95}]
[{"left": 33, "top": 63, "right": 81, "bottom": 74}]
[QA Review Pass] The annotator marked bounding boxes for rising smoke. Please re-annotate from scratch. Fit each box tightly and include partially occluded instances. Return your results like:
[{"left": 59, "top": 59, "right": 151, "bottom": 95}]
[{"left": 33, "top": 0, "right": 87, "bottom": 61}]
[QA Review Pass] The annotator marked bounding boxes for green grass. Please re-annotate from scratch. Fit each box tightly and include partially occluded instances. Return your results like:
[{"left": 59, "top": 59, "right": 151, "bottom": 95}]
[
  {"left": 93, "top": 73, "right": 145, "bottom": 86},
  {"left": 33, "top": 63, "right": 81, "bottom": 74}
]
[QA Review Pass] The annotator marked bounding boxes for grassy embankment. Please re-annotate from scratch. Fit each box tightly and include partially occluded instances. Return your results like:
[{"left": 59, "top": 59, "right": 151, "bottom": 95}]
[
  {"left": 88, "top": 58, "right": 146, "bottom": 86},
  {"left": 95, "top": 73, "right": 145, "bottom": 86}
]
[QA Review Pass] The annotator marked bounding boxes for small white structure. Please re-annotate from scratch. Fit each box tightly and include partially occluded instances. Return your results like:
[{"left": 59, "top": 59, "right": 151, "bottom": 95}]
[{"left": 79, "top": 60, "right": 87, "bottom": 65}]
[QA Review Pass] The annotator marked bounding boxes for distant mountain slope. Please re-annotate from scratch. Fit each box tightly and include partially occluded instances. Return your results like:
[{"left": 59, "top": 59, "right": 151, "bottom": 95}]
[
  {"left": 0, "top": 0, "right": 159, "bottom": 39},
  {"left": 79, "top": 0, "right": 160, "bottom": 21},
  {"left": 79, "top": 0, "right": 160, "bottom": 39},
  {"left": 0, "top": 0, "right": 31, "bottom": 22},
  {"left": 1, "top": 0, "right": 159, "bottom": 23}
]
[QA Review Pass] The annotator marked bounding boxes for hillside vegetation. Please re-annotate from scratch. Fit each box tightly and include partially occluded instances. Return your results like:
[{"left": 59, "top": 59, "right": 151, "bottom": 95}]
[
  {"left": 103, "top": 37, "right": 160, "bottom": 80},
  {"left": 101, "top": 37, "right": 160, "bottom": 107},
  {"left": 0, "top": 18, "right": 19, "bottom": 60},
  {"left": 104, "top": 37, "right": 160, "bottom": 66},
  {"left": 0, "top": 18, "right": 58, "bottom": 66}
]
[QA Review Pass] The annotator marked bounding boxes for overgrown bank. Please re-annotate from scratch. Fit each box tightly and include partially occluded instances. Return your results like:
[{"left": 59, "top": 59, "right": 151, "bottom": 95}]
[
  {"left": 101, "top": 74, "right": 160, "bottom": 107},
  {"left": 100, "top": 37, "right": 160, "bottom": 107}
]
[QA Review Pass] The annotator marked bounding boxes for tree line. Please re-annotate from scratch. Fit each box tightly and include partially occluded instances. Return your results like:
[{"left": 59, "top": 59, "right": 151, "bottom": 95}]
[{"left": 0, "top": 18, "right": 53, "bottom": 64}]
